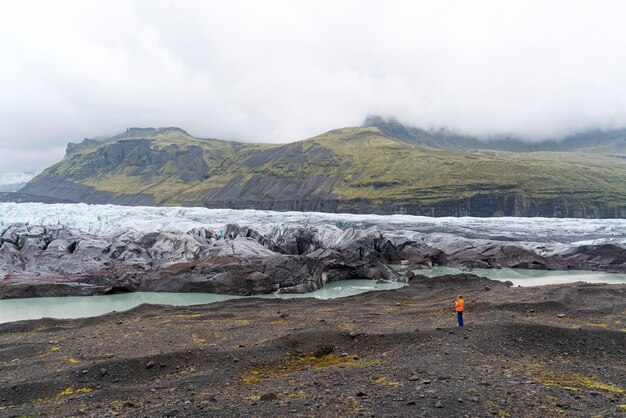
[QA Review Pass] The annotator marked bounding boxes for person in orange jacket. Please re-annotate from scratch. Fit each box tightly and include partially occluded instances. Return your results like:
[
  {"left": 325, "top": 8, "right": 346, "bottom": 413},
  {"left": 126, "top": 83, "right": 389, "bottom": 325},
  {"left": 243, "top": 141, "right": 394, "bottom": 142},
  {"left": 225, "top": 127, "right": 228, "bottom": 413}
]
[{"left": 455, "top": 295, "right": 464, "bottom": 327}]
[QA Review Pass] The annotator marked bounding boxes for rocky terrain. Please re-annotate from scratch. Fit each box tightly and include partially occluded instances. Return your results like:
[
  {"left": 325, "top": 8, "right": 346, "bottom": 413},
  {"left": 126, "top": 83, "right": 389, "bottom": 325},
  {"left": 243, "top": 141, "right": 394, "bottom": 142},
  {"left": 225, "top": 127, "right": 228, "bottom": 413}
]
[
  {"left": 1, "top": 217, "right": 625, "bottom": 299},
  {"left": 0, "top": 275, "right": 624, "bottom": 417},
  {"left": 17, "top": 120, "right": 626, "bottom": 217},
  {"left": 0, "top": 223, "right": 405, "bottom": 299}
]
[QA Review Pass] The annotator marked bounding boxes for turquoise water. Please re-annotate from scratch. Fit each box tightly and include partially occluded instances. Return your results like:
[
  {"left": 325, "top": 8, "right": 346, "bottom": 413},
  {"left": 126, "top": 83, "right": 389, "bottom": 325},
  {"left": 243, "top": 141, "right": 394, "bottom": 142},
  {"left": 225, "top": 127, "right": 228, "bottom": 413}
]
[
  {"left": 412, "top": 266, "right": 626, "bottom": 287},
  {"left": 0, "top": 280, "right": 406, "bottom": 324},
  {"left": 2, "top": 268, "right": 625, "bottom": 324}
]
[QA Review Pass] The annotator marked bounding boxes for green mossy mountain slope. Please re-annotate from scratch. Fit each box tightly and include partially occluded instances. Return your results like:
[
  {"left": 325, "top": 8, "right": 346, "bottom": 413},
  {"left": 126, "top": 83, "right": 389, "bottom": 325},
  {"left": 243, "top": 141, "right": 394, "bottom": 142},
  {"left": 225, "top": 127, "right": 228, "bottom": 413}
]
[{"left": 20, "top": 124, "right": 626, "bottom": 217}]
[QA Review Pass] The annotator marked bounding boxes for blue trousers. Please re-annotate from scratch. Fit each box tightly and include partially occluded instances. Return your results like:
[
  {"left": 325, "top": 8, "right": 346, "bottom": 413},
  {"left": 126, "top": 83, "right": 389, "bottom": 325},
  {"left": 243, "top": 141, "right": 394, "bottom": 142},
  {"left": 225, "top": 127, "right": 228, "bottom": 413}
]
[{"left": 457, "top": 311, "right": 464, "bottom": 327}]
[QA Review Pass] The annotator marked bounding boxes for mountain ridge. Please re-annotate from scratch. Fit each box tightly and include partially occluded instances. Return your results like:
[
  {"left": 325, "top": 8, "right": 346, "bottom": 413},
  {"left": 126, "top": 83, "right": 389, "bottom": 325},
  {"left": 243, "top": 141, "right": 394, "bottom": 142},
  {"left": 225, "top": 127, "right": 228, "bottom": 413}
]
[
  {"left": 364, "top": 116, "right": 626, "bottom": 154},
  {"left": 19, "top": 122, "right": 626, "bottom": 218}
]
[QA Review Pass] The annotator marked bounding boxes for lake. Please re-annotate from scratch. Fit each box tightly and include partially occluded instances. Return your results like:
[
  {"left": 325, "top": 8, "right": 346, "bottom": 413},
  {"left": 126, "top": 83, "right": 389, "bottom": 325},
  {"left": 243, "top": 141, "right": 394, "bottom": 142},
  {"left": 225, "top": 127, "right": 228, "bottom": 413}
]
[
  {"left": 1, "top": 268, "right": 625, "bottom": 324},
  {"left": 412, "top": 266, "right": 626, "bottom": 287},
  {"left": 0, "top": 279, "right": 405, "bottom": 324}
]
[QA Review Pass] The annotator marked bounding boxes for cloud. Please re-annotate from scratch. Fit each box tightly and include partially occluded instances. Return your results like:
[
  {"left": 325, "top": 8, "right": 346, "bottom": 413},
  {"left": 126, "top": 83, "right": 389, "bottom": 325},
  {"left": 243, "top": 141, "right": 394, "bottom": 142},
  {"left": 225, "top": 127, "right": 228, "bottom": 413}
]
[{"left": 2, "top": 0, "right": 626, "bottom": 173}]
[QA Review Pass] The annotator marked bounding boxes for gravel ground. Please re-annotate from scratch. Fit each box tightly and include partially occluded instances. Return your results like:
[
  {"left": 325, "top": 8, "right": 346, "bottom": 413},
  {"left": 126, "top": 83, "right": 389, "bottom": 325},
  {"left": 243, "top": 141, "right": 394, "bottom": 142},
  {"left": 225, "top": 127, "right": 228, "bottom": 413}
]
[{"left": 0, "top": 275, "right": 624, "bottom": 417}]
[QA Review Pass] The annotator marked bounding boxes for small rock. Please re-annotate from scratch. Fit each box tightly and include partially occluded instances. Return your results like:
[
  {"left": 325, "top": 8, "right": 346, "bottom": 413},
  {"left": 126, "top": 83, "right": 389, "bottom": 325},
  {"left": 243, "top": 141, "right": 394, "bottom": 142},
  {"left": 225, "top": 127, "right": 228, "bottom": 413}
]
[
  {"left": 349, "top": 332, "right": 358, "bottom": 338},
  {"left": 99, "top": 368, "right": 108, "bottom": 377},
  {"left": 420, "top": 379, "right": 431, "bottom": 384},
  {"left": 146, "top": 361, "right": 155, "bottom": 369},
  {"left": 406, "top": 400, "right": 416, "bottom": 405},
  {"left": 356, "top": 391, "right": 367, "bottom": 397},
  {"left": 340, "top": 352, "right": 349, "bottom": 357},
  {"left": 260, "top": 392, "right": 278, "bottom": 401},
  {"left": 557, "top": 313, "right": 566, "bottom": 318},
  {"left": 408, "top": 375, "right": 419, "bottom": 381},
  {"left": 434, "top": 401, "right": 443, "bottom": 408},
  {"left": 457, "top": 398, "right": 463, "bottom": 402},
  {"left": 314, "top": 345, "right": 334, "bottom": 357}
]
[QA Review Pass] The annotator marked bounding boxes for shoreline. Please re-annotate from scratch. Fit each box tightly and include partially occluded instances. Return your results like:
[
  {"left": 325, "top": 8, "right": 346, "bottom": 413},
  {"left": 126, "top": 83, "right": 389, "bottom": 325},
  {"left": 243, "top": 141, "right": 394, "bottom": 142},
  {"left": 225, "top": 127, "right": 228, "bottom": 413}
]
[{"left": 2, "top": 270, "right": 626, "bottom": 324}]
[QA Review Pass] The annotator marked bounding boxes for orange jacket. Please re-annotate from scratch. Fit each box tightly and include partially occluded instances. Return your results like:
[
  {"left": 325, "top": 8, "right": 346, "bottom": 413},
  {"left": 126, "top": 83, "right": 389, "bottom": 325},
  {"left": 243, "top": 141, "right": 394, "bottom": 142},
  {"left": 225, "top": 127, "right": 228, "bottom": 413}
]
[{"left": 455, "top": 299, "right": 464, "bottom": 312}]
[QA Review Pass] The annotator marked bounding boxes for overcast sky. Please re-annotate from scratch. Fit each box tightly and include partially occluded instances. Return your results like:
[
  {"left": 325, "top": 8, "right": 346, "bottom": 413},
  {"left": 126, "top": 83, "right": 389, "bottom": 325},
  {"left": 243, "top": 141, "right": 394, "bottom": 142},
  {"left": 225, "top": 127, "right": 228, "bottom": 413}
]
[{"left": 2, "top": 0, "right": 626, "bottom": 174}]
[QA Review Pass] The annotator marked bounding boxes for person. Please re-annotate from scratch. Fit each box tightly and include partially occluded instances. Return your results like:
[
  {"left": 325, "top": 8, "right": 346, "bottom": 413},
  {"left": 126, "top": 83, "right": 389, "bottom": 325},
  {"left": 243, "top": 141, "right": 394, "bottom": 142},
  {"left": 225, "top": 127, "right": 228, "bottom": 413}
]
[{"left": 455, "top": 295, "right": 464, "bottom": 327}]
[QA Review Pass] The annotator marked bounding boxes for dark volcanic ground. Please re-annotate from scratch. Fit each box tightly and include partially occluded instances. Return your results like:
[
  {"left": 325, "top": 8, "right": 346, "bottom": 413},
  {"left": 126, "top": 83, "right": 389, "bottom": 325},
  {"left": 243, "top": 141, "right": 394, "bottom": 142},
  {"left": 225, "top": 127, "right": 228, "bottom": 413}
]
[{"left": 0, "top": 275, "right": 625, "bottom": 417}]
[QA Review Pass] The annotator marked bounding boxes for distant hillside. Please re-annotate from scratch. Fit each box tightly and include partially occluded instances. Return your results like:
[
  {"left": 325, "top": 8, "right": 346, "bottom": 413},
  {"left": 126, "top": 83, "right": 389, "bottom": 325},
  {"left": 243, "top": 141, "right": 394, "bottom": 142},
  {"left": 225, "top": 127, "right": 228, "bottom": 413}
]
[
  {"left": 19, "top": 124, "right": 626, "bottom": 218},
  {"left": 364, "top": 116, "right": 626, "bottom": 154}
]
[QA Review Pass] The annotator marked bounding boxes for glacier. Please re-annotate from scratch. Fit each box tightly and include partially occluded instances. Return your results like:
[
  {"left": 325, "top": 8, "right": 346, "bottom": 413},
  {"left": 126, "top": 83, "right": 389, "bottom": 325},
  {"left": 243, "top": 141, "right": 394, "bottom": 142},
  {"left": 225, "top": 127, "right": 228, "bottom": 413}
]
[
  {"left": 1, "top": 202, "right": 625, "bottom": 299},
  {"left": 1, "top": 202, "right": 625, "bottom": 245}
]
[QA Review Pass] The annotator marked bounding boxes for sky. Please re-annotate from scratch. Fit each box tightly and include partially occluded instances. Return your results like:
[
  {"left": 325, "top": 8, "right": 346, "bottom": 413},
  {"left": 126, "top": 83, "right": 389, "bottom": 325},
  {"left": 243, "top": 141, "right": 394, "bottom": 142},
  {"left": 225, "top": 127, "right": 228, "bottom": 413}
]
[{"left": 2, "top": 0, "right": 626, "bottom": 175}]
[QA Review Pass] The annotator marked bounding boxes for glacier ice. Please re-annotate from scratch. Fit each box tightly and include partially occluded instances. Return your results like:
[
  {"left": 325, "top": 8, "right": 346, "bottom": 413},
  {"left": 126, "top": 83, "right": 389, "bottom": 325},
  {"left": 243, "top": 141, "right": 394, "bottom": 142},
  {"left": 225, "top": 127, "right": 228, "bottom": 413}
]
[{"left": 1, "top": 202, "right": 625, "bottom": 258}]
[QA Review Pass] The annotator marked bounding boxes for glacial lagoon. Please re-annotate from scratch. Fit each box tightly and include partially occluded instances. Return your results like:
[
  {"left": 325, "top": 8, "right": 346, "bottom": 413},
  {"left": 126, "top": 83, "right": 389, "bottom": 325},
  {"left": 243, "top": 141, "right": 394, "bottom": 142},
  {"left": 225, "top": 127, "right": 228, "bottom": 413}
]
[
  {"left": 1, "top": 269, "right": 625, "bottom": 324},
  {"left": 0, "top": 280, "right": 405, "bottom": 324},
  {"left": 413, "top": 266, "right": 626, "bottom": 287}
]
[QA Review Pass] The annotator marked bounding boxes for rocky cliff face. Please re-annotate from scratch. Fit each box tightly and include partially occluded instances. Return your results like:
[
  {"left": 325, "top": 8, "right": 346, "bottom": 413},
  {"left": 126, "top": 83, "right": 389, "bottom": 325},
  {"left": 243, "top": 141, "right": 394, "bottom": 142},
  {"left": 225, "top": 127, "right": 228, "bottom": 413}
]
[
  {"left": 19, "top": 126, "right": 626, "bottom": 218},
  {"left": 200, "top": 194, "right": 626, "bottom": 218}
]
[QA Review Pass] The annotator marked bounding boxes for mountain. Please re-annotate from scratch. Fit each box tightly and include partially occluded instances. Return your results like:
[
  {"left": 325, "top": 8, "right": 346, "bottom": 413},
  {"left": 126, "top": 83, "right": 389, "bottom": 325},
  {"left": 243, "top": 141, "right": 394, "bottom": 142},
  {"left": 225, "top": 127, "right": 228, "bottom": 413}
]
[
  {"left": 19, "top": 123, "right": 626, "bottom": 218},
  {"left": 364, "top": 116, "right": 626, "bottom": 154}
]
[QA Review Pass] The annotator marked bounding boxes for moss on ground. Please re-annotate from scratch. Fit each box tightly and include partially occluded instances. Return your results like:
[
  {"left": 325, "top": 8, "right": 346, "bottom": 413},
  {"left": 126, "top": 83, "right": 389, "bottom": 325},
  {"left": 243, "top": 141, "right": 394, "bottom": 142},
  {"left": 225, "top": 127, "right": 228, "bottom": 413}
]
[
  {"left": 241, "top": 353, "right": 378, "bottom": 384},
  {"left": 533, "top": 369, "right": 624, "bottom": 393},
  {"left": 57, "top": 387, "right": 92, "bottom": 397}
]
